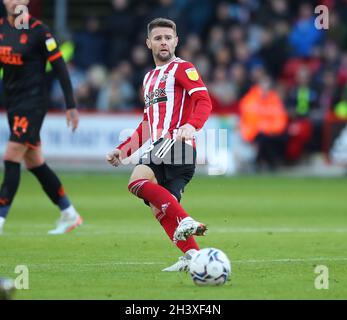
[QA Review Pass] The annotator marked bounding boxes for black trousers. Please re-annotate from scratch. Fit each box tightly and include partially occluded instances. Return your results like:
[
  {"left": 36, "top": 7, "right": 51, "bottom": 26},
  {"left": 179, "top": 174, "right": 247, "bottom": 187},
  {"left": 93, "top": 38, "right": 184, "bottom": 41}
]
[{"left": 255, "top": 133, "right": 288, "bottom": 169}]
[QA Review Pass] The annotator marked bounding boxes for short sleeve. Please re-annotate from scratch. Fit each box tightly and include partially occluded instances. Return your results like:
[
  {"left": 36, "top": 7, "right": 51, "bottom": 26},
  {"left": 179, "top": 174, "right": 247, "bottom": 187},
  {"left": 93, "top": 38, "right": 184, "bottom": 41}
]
[{"left": 174, "top": 61, "right": 208, "bottom": 96}]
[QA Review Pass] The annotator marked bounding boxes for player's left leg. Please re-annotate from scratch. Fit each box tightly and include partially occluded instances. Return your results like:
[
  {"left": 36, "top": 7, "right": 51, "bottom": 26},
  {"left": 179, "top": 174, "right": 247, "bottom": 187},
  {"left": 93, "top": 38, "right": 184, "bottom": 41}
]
[
  {"left": 150, "top": 204, "right": 199, "bottom": 272},
  {"left": 24, "top": 146, "right": 82, "bottom": 234}
]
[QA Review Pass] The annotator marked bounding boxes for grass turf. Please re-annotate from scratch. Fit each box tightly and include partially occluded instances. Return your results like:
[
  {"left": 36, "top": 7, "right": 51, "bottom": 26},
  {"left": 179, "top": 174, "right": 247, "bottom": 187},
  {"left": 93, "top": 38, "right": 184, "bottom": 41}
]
[{"left": 0, "top": 172, "right": 346, "bottom": 300}]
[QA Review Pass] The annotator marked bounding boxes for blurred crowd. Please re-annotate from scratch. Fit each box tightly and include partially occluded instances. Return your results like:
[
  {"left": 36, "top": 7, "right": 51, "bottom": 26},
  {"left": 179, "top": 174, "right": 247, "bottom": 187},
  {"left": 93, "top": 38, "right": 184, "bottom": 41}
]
[{"left": 1, "top": 0, "right": 347, "bottom": 168}]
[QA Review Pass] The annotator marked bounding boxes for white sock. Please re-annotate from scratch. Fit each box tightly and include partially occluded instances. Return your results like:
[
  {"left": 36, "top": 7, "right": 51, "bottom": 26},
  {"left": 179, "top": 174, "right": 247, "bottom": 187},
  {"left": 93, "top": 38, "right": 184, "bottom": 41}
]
[
  {"left": 61, "top": 205, "right": 78, "bottom": 220},
  {"left": 0, "top": 217, "right": 5, "bottom": 230},
  {"left": 185, "top": 249, "right": 198, "bottom": 259}
]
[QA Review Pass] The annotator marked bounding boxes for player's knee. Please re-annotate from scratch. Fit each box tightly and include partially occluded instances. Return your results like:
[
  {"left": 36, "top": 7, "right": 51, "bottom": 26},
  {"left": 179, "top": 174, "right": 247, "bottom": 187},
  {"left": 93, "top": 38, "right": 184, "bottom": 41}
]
[
  {"left": 23, "top": 153, "right": 44, "bottom": 170},
  {"left": 128, "top": 179, "right": 149, "bottom": 196}
]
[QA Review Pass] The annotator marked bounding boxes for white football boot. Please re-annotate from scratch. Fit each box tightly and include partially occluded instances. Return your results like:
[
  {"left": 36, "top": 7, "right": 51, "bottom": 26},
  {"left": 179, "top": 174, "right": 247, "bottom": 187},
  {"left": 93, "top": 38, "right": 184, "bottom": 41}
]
[
  {"left": 162, "top": 249, "right": 198, "bottom": 272},
  {"left": 173, "top": 217, "right": 207, "bottom": 242},
  {"left": 48, "top": 214, "right": 83, "bottom": 235}
]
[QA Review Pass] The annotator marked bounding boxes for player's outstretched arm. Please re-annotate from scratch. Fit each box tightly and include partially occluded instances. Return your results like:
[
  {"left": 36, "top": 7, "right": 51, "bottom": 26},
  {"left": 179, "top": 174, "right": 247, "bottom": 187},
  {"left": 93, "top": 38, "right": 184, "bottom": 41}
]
[{"left": 106, "top": 114, "right": 150, "bottom": 167}]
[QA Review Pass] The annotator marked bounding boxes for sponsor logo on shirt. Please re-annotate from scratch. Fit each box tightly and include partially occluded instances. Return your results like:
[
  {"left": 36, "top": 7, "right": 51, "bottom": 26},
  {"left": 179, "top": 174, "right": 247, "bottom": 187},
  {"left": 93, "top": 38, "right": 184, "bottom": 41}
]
[
  {"left": 145, "top": 88, "right": 167, "bottom": 107},
  {"left": 0, "top": 46, "right": 23, "bottom": 65}
]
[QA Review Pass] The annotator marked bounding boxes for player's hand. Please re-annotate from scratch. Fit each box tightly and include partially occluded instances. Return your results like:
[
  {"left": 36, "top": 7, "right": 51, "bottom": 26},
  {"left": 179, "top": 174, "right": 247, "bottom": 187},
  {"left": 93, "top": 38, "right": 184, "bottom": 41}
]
[
  {"left": 176, "top": 123, "right": 196, "bottom": 141},
  {"left": 66, "top": 108, "right": 79, "bottom": 132},
  {"left": 106, "top": 149, "right": 122, "bottom": 167}
]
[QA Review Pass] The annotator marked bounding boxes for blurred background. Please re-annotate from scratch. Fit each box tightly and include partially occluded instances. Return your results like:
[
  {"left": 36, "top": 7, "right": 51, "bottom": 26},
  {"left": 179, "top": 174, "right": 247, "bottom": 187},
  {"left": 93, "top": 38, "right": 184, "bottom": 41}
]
[{"left": 0, "top": 0, "right": 347, "bottom": 175}]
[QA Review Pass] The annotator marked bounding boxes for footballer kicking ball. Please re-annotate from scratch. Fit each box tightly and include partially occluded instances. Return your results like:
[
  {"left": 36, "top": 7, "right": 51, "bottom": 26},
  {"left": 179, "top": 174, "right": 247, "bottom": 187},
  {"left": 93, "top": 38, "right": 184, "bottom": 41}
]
[{"left": 189, "top": 248, "right": 231, "bottom": 286}]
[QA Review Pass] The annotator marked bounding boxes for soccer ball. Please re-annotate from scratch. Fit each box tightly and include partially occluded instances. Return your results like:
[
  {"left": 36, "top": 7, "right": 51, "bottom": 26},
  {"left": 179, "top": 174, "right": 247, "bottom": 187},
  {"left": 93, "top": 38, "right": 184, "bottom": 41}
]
[
  {"left": 0, "top": 278, "right": 16, "bottom": 300},
  {"left": 189, "top": 248, "right": 231, "bottom": 286}
]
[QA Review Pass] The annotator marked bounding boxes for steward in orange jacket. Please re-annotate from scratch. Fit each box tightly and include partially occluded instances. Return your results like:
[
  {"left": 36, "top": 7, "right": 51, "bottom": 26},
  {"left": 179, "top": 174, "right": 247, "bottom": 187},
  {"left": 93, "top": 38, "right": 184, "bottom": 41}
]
[{"left": 240, "top": 83, "right": 288, "bottom": 143}]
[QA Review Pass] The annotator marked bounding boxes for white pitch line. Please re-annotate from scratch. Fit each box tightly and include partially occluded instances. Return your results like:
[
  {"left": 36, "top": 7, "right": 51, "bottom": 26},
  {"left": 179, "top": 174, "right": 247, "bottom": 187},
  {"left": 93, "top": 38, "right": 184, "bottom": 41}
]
[
  {"left": 1, "top": 258, "right": 347, "bottom": 269},
  {"left": 4, "top": 227, "right": 347, "bottom": 237},
  {"left": 211, "top": 227, "right": 347, "bottom": 233},
  {"left": 233, "top": 257, "right": 347, "bottom": 264}
]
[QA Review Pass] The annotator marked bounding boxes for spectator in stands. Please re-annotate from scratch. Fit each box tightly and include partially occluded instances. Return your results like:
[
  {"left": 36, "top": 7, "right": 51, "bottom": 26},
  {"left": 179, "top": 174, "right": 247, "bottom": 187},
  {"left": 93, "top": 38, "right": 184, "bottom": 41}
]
[
  {"left": 75, "top": 65, "right": 107, "bottom": 110},
  {"left": 106, "top": 0, "right": 135, "bottom": 68},
  {"left": 334, "top": 83, "right": 347, "bottom": 119},
  {"left": 312, "top": 68, "right": 341, "bottom": 151},
  {"left": 326, "top": 11, "right": 347, "bottom": 51},
  {"left": 337, "top": 53, "right": 347, "bottom": 87},
  {"left": 182, "top": 33, "right": 202, "bottom": 57},
  {"left": 256, "top": 0, "right": 291, "bottom": 26},
  {"left": 184, "top": 0, "right": 216, "bottom": 36},
  {"left": 193, "top": 54, "right": 212, "bottom": 82},
  {"left": 286, "top": 66, "right": 318, "bottom": 119},
  {"left": 319, "top": 41, "right": 341, "bottom": 72},
  {"left": 207, "top": 26, "right": 226, "bottom": 59},
  {"left": 0, "top": 2, "right": 5, "bottom": 17},
  {"left": 229, "top": 0, "right": 259, "bottom": 26},
  {"left": 130, "top": 45, "right": 151, "bottom": 108},
  {"left": 146, "top": 0, "right": 186, "bottom": 37},
  {"left": 285, "top": 66, "right": 316, "bottom": 161},
  {"left": 288, "top": 2, "right": 324, "bottom": 58},
  {"left": 177, "top": 33, "right": 203, "bottom": 65},
  {"left": 239, "top": 75, "right": 288, "bottom": 170},
  {"left": 229, "top": 62, "right": 250, "bottom": 99},
  {"left": 73, "top": 16, "right": 106, "bottom": 70},
  {"left": 214, "top": 1, "right": 234, "bottom": 30},
  {"left": 209, "top": 66, "right": 239, "bottom": 114},
  {"left": 97, "top": 62, "right": 136, "bottom": 112},
  {"left": 255, "top": 25, "right": 290, "bottom": 78}
]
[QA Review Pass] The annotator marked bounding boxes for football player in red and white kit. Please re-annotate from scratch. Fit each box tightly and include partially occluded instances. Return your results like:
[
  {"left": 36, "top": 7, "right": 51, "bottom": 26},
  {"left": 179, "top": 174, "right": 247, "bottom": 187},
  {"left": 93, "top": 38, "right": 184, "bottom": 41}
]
[{"left": 107, "top": 18, "right": 212, "bottom": 271}]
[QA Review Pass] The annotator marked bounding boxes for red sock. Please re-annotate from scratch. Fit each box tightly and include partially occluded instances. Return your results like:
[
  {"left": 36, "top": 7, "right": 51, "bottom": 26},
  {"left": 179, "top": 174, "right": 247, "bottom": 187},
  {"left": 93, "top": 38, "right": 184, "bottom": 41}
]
[
  {"left": 156, "top": 211, "right": 199, "bottom": 254},
  {"left": 129, "top": 179, "right": 189, "bottom": 222}
]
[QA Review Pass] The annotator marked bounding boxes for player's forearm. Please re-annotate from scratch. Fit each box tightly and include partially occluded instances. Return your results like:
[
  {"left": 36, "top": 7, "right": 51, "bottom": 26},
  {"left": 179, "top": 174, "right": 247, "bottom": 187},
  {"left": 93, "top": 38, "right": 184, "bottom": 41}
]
[
  {"left": 187, "top": 91, "right": 213, "bottom": 130},
  {"left": 51, "top": 57, "right": 76, "bottom": 110},
  {"left": 117, "top": 120, "right": 150, "bottom": 159}
]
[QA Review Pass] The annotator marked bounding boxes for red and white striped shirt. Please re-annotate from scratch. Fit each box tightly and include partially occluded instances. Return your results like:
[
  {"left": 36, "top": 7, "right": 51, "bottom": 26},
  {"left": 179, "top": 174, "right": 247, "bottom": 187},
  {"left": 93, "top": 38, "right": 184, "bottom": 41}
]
[{"left": 117, "top": 57, "right": 212, "bottom": 158}]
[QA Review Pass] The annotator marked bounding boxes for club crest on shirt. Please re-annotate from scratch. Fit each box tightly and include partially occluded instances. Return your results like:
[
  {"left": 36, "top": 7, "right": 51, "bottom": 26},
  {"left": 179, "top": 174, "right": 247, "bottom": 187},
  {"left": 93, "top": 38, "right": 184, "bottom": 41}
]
[
  {"left": 185, "top": 68, "right": 199, "bottom": 81},
  {"left": 45, "top": 38, "right": 57, "bottom": 52},
  {"left": 160, "top": 74, "right": 169, "bottom": 83},
  {"left": 20, "top": 33, "right": 28, "bottom": 44}
]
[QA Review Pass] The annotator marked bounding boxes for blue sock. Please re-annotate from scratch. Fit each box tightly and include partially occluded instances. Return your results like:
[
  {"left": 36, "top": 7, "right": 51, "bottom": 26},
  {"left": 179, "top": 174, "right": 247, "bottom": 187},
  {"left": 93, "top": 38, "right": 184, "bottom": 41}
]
[
  {"left": 0, "top": 205, "right": 10, "bottom": 219},
  {"left": 58, "top": 196, "right": 71, "bottom": 211}
]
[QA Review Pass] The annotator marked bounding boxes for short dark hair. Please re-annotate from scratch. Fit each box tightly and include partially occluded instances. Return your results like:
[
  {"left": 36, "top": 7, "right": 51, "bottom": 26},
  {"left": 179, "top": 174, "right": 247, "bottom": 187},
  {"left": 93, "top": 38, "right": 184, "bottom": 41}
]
[{"left": 147, "top": 18, "right": 177, "bottom": 37}]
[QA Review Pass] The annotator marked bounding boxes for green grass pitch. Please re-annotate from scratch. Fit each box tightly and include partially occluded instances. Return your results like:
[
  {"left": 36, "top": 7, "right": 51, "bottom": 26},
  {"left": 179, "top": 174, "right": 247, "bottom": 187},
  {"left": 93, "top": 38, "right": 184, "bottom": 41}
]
[{"left": 0, "top": 172, "right": 346, "bottom": 300}]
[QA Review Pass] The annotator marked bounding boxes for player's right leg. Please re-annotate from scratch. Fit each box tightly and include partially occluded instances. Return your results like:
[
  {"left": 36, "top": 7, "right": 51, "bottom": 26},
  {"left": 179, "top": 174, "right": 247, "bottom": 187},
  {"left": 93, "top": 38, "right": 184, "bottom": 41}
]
[
  {"left": 0, "top": 142, "right": 27, "bottom": 234},
  {"left": 24, "top": 147, "right": 82, "bottom": 235}
]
